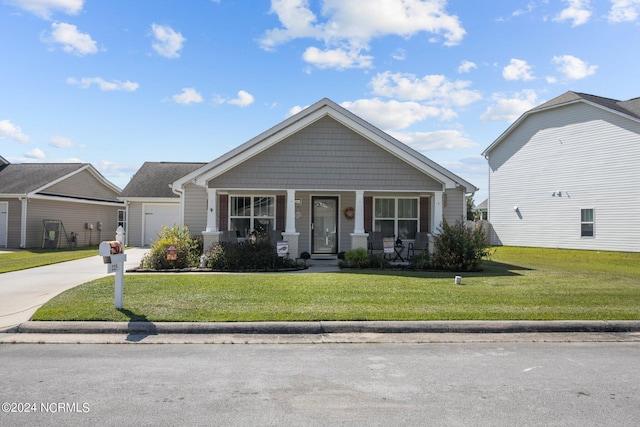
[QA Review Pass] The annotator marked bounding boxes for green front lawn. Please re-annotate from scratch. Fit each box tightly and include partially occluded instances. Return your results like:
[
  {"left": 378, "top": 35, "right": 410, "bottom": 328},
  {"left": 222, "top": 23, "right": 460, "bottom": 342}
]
[
  {"left": 0, "top": 247, "right": 99, "bottom": 273},
  {"left": 32, "top": 247, "right": 640, "bottom": 322}
]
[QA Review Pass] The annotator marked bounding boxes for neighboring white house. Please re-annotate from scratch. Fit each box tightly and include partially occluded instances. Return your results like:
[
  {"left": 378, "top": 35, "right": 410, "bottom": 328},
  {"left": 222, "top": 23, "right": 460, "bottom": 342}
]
[
  {"left": 123, "top": 98, "right": 478, "bottom": 258},
  {"left": 482, "top": 91, "right": 640, "bottom": 252}
]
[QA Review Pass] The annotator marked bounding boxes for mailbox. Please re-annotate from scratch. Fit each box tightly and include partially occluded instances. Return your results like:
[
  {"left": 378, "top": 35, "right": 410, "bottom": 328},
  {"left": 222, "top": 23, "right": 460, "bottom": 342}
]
[{"left": 99, "top": 240, "right": 123, "bottom": 264}]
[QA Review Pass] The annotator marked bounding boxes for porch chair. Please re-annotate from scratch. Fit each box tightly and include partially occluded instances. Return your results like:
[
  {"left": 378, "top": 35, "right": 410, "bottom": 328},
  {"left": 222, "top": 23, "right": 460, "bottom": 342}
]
[
  {"left": 367, "top": 231, "right": 385, "bottom": 255},
  {"left": 219, "top": 230, "right": 238, "bottom": 244},
  {"left": 407, "top": 232, "right": 430, "bottom": 260}
]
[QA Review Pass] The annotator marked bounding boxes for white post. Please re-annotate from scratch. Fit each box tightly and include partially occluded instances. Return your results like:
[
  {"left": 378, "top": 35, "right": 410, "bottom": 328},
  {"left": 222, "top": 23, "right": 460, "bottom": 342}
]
[
  {"left": 354, "top": 190, "right": 365, "bottom": 234},
  {"left": 286, "top": 189, "right": 296, "bottom": 233},
  {"left": 206, "top": 188, "right": 218, "bottom": 232},
  {"left": 114, "top": 226, "right": 126, "bottom": 310},
  {"left": 433, "top": 191, "right": 444, "bottom": 234}
]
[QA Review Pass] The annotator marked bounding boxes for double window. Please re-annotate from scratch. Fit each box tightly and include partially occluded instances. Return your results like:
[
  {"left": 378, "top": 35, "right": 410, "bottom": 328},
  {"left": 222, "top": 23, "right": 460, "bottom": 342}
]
[
  {"left": 230, "top": 196, "right": 275, "bottom": 237},
  {"left": 374, "top": 198, "right": 418, "bottom": 240},
  {"left": 581, "top": 208, "right": 594, "bottom": 238}
]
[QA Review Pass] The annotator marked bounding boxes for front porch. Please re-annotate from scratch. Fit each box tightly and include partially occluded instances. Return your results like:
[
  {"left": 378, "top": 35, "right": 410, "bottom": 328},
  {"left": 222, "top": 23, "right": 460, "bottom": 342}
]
[{"left": 201, "top": 188, "right": 444, "bottom": 260}]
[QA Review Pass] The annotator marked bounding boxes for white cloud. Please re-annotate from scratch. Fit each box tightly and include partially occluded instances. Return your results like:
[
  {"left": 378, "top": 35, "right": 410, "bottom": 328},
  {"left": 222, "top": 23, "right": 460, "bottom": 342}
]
[
  {"left": 369, "top": 71, "right": 481, "bottom": 107},
  {"left": 481, "top": 90, "right": 540, "bottom": 122},
  {"left": 66, "top": 77, "right": 139, "bottom": 91},
  {"left": 151, "top": 23, "right": 186, "bottom": 58},
  {"left": 302, "top": 46, "right": 373, "bottom": 69},
  {"left": 49, "top": 135, "right": 84, "bottom": 148},
  {"left": 25, "top": 148, "right": 45, "bottom": 159},
  {"left": 553, "top": 0, "right": 592, "bottom": 26},
  {"left": 46, "top": 22, "right": 97, "bottom": 56},
  {"left": 608, "top": 0, "right": 640, "bottom": 22},
  {"left": 0, "top": 119, "right": 30, "bottom": 142},
  {"left": 171, "top": 88, "right": 203, "bottom": 105},
  {"left": 5, "top": 0, "right": 83, "bottom": 19},
  {"left": 552, "top": 54, "right": 597, "bottom": 79},
  {"left": 457, "top": 60, "right": 477, "bottom": 74},
  {"left": 502, "top": 58, "right": 535, "bottom": 81},
  {"left": 390, "top": 129, "right": 478, "bottom": 150},
  {"left": 340, "top": 98, "right": 442, "bottom": 130},
  {"left": 260, "top": 0, "right": 466, "bottom": 69},
  {"left": 227, "top": 90, "right": 255, "bottom": 107}
]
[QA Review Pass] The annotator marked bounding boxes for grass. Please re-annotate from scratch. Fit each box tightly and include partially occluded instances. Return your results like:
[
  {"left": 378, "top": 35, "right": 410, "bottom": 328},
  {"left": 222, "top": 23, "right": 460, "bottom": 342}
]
[
  {"left": 0, "top": 247, "right": 99, "bottom": 273},
  {"left": 32, "top": 246, "right": 640, "bottom": 322}
]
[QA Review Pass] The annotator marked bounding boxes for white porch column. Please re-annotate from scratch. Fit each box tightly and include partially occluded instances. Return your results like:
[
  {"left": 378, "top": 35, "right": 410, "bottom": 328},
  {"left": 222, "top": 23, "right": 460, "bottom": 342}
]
[
  {"left": 285, "top": 189, "right": 296, "bottom": 233},
  {"left": 354, "top": 190, "right": 365, "bottom": 234},
  {"left": 433, "top": 191, "right": 444, "bottom": 234},
  {"left": 205, "top": 188, "right": 218, "bottom": 233}
]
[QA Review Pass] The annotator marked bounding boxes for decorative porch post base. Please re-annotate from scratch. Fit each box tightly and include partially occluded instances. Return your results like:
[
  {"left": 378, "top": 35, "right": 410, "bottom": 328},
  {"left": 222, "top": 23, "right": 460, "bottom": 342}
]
[
  {"left": 202, "top": 231, "right": 222, "bottom": 251},
  {"left": 281, "top": 232, "right": 300, "bottom": 260},
  {"left": 350, "top": 233, "right": 369, "bottom": 251}
]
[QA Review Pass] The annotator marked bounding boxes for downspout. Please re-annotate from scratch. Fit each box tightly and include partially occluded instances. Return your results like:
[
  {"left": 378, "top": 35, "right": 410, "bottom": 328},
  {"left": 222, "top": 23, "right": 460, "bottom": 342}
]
[
  {"left": 170, "top": 184, "right": 185, "bottom": 226},
  {"left": 18, "top": 195, "right": 27, "bottom": 248}
]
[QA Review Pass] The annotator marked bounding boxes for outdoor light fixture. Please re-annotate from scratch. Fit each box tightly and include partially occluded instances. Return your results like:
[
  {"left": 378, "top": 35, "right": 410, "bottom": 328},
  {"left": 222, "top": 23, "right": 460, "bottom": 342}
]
[{"left": 514, "top": 206, "right": 519, "bottom": 211}]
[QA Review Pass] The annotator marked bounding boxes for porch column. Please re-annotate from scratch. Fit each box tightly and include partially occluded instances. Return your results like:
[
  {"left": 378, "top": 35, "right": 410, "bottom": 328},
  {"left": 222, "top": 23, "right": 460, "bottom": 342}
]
[
  {"left": 350, "top": 190, "right": 368, "bottom": 251},
  {"left": 285, "top": 189, "right": 296, "bottom": 233},
  {"left": 433, "top": 191, "right": 444, "bottom": 234},
  {"left": 202, "top": 187, "right": 221, "bottom": 250},
  {"left": 354, "top": 190, "right": 365, "bottom": 234},
  {"left": 282, "top": 189, "right": 300, "bottom": 258}
]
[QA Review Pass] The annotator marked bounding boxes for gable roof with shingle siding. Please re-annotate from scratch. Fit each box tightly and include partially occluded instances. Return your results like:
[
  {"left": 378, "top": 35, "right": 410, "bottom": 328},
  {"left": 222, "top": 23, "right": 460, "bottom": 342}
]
[
  {"left": 0, "top": 163, "right": 87, "bottom": 194},
  {"left": 119, "top": 162, "right": 207, "bottom": 198}
]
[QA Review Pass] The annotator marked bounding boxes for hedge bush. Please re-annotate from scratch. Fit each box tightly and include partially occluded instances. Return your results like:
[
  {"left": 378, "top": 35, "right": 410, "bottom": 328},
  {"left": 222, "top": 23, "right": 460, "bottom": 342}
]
[
  {"left": 140, "top": 225, "right": 202, "bottom": 270},
  {"left": 205, "top": 234, "right": 300, "bottom": 271},
  {"left": 431, "top": 220, "right": 490, "bottom": 271}
]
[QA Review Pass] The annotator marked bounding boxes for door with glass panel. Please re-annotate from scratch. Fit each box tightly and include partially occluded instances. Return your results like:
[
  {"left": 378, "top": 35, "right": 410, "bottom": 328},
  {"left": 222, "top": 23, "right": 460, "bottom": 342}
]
[{"left": 311, "top": 197, "right": 338, "bottom": 254}]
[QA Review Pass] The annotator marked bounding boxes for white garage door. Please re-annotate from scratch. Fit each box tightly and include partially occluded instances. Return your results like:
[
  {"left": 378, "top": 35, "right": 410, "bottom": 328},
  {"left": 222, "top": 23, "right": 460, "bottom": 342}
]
[{"left": 144, "top": 204, "right": 180, "bottom": 246}]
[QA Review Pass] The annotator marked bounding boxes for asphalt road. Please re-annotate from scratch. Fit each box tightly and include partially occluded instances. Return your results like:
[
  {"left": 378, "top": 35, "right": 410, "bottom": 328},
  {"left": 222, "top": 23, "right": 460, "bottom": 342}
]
[{"left": 1, "top": 342, "right": 639, "bottom": 426}]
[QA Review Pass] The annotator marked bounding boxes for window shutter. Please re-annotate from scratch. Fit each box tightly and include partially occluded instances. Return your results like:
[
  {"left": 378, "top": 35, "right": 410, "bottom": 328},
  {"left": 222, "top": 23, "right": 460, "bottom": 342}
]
[
  {"left": 218, "top": 194, "right": 228, "bottom": 231},
  {"left": 420, "top": 197, "right": 430, "bottom": 233},
  {"left": 364, "top": 196, "right": 373, "bottom": 232},
  {"left": 276, "top": 195, "right": 285, "bottom": 231}
]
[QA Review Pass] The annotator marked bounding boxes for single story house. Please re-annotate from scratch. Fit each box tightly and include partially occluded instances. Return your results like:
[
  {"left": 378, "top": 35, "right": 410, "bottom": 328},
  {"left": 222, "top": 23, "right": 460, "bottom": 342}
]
[
  {"left": 482, "top": 91, "right": 640, "bottom": 252},
  {"left": 124, "top": 98, "right": 475, "bottom": 258},
  {"left": 118, "top": 162, "right": 206, "bottom": 246},
  {"left": 0, "top": 157, "right": 124, "bottom": 248}
]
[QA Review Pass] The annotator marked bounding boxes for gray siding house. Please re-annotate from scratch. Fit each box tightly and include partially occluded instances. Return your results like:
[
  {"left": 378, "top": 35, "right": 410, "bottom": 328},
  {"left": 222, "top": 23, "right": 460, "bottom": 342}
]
[
  {"left": 482, "top": 91, "right": 640, "bottom": 252},
  {"left": 165, "top": 98, "right": 478, "bottom": 258},
  {"left": 0, "top": 158, "right": 123, "bottom": 248},
  {"left": 118, "top": 162, "right": 206, "bottom": 246}
]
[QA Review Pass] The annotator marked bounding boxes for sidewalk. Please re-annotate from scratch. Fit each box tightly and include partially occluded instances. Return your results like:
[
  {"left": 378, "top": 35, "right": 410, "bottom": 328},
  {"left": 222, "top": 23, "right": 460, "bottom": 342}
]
[{"left": 0, "top": 247, "right": 149, "bottom": 332}]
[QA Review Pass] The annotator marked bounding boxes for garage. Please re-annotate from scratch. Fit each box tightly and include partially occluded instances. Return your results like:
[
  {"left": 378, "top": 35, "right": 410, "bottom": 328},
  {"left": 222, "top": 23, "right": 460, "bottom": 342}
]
[{"left": 143, "top": 204, "right": 179, "bottom": 246}]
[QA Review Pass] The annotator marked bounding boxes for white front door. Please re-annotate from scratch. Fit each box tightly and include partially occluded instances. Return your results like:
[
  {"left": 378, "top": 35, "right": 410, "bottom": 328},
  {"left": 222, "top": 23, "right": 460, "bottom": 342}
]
[
  {"left": 143, "top": 204, "right": 179, "bottom": 246},
  {"left": 0, "top": 202, "right": 7, "bottom": 247}
]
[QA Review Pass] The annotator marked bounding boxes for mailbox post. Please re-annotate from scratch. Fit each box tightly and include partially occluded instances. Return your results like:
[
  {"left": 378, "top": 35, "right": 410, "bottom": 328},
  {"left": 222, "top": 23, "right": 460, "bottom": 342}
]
[{"left": 99, "top": 226, "right": 127, "bottom": 309}]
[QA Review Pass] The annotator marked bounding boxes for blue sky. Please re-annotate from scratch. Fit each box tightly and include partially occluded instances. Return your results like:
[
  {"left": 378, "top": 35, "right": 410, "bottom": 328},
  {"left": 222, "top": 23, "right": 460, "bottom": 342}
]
[{"left": 2, "top": 0, "right": 640, "bottom": 204}]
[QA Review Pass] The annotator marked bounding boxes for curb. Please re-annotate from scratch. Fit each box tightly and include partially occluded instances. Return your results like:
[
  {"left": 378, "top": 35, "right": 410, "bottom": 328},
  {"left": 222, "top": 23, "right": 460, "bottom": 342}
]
[{"left": 14, "top": 320, "right": 640, "bottom": 335}]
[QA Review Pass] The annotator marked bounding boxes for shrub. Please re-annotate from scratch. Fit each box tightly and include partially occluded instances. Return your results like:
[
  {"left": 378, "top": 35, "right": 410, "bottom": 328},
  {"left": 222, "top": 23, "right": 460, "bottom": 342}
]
[
  {"left": 140, "top": 225, "right": 202, "bottom": 270},
  {"left": 344, "top": 248, "right": 371, "bottom": 268},
  {"left": 431, "top": 220, "right": 490, "bottom": 271},
  {"left": 409, "top": 250, "right": 431, "bottom": 270},
  {"left": 205, "top": 234, "right": 299, "bottom": 271}
]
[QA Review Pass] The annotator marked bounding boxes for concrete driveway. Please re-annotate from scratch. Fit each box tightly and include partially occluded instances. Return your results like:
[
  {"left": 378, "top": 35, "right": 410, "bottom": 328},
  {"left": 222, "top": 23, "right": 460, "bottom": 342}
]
[{"left": 0, "top": 247, "right": 148, "bottom": 332}]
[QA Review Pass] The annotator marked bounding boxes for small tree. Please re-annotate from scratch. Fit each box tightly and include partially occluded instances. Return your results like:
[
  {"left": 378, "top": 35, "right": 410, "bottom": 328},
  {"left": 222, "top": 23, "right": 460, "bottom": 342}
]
[{"left": 431, "top": 219, "right": 490, "bottom": 271}]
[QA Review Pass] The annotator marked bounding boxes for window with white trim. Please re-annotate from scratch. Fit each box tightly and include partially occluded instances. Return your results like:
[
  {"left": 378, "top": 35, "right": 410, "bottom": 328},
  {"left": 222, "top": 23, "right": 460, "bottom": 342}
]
[
  {"left": 117, "top": 209, "right": 126, "bottom": 232},
  {"left": 374, "top": 198, "right": 418, "bottom": 240},
  {"left": 230, "top": 196, "right": 275, "bottom": 237},
  {"left": 581, "top": 208, "right": 594, "bottom": 238}
]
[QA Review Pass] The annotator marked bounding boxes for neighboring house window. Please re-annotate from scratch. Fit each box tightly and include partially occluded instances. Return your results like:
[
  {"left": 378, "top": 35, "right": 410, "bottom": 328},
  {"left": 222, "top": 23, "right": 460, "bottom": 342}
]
[
  {"left": 581, "top": 208, "right": 594, "bottom": 237},
  {"left": 117, "top": 209, "right": 126, "bottom": 231},
  {"left": 374, "top": 198, "right": 418, "bottom": 240},
  {"left": 230, "top": 196, "right": 275, "bottom": 237}
]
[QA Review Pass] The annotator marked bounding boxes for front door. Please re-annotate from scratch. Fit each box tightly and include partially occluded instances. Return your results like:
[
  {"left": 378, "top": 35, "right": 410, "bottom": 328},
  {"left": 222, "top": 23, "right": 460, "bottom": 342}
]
[{"left": 311, "top": 197, "right": 338, "bottom": 255}]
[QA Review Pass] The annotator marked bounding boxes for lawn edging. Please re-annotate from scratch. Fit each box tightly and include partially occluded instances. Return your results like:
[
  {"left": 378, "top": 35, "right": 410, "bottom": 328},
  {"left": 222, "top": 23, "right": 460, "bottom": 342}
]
[{"left": 16, "top": 320, "right": 640, "bottom": 335}]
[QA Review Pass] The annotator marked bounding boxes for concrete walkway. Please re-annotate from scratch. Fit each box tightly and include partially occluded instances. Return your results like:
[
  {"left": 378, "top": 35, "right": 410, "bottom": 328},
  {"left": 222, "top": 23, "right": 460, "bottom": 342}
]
[{"left": 0, "top": 247, "right": 149, "bottom": 332}]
